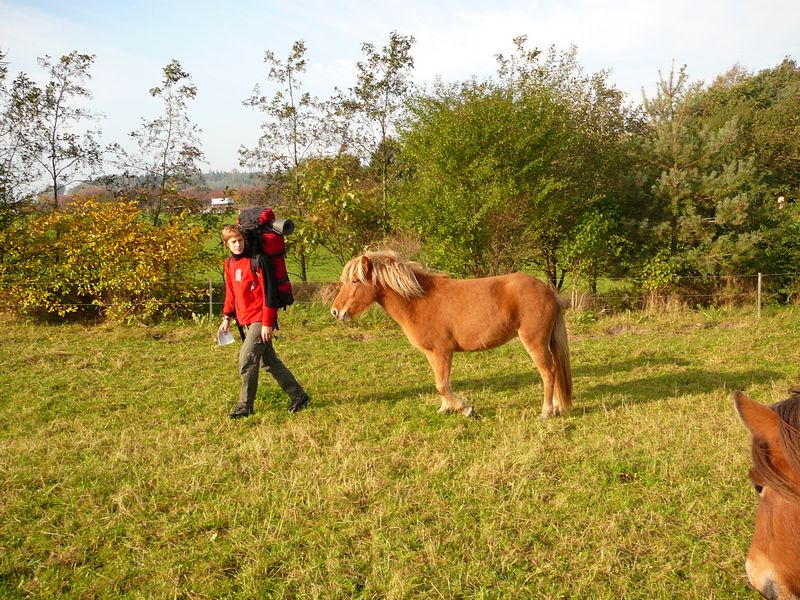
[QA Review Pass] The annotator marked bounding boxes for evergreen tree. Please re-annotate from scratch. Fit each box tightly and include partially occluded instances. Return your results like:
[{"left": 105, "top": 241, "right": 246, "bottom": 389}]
[{"left": 640, "top": 64, "right": 759, "bottom": 277}]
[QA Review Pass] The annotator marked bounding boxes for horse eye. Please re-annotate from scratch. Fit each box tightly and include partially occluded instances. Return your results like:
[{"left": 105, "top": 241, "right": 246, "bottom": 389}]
[{"left": 753, "top": 483, "right": 764, "bottom": 495}]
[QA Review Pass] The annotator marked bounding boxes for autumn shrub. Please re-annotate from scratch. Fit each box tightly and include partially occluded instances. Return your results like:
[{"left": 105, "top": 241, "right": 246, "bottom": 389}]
[{"left": 0, "top": 199, "right": 214, "bottom": 322}]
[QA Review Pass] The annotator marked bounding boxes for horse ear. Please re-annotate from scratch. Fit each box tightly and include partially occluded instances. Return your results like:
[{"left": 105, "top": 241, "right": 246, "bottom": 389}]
[
  {"left": 359, "top": 255, "right": 371, "bottom": 277},
  {"left": 735, "top": 391, "right": 781, "bottom": 445}
]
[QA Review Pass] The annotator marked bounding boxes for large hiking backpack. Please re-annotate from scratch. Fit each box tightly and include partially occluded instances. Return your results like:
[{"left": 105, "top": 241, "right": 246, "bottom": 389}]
[{"left": 237, "top": 207, "right": 295, "bottom": 309}]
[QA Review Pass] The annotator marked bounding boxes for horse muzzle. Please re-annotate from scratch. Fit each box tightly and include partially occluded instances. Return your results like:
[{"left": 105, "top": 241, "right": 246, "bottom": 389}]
[
  {"left": 746, "top": 558, "right": 798, "bottom": 600},
  {"left": 330, "top": 307, "right": 350, "bottom": 322}
]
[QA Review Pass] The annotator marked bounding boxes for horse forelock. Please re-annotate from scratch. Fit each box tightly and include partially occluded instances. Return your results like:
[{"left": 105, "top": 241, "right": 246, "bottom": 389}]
[
  {"left": 752, "top": 395, "right": 800, "bottom": 504},
  {"left": 341, "top": 251, "right": 429, "bottom": 299},
  {"left": 340, "top": 255, "right": 370, "bottom": 285}
]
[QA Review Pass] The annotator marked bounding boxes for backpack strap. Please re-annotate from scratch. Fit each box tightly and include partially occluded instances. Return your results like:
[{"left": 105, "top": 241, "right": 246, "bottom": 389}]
[{"left": 256, "top": 253, "right": 280, "bottom": 310}]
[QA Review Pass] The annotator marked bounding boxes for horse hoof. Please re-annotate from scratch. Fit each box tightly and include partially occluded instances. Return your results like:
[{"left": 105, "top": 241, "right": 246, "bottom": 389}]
[{"left": 462, "top": 406, "right": 475, "bottom": 418}]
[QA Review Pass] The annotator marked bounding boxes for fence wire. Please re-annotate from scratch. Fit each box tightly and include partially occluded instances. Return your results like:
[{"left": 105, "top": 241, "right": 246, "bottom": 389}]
[{"left": 1, "top": 272, "right": 798, "bottom": 317}]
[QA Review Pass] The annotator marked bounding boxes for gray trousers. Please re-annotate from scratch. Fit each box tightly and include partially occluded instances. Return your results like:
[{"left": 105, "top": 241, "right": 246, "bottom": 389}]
[{"left": 237, "top": 322, "right": 305, "bottom": 410}]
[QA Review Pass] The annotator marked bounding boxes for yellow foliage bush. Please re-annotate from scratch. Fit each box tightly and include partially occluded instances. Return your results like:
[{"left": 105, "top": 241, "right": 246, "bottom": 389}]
[{"left": 0, "top": 200, "right": 214, "bottom": 321}]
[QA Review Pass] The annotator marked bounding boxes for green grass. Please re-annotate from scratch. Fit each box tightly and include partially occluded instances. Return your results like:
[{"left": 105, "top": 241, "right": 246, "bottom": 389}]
[
  {"left": 286, "top": 246, "right": 344, "bottom": 283},
  {"left": 2, "top": 305, "right": 799, "bottom": 598}
]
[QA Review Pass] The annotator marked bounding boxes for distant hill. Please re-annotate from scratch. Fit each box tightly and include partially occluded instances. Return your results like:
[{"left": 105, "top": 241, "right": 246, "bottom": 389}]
[
  {"left": 201, "top": 170, "right": 263, "bottom": 190},
  {"left": 67, "top": 170, "right": 266, "bottom": 196}
]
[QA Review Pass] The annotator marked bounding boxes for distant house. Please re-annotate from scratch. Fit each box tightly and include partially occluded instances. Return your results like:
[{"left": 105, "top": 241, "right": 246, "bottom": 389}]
[{"left": 208, "top": 197, "right": 235, "bottom": 212}]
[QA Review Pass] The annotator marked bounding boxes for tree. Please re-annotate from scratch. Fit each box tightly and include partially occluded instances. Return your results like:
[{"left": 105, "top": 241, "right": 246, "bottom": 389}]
[
  {"left": 496, "top": 38, "right": 640, "bottom": 289},
  {"left": 16, "top": 52, "right": 102, "bottom": 208},
  {"left": 694, "top": 59, "right": 800, "bottom": 296},
  {"left": 698, "top": 59, "right": 800, "bottom": 208},
  {"left": 398, "top": 39, "right": 633, "bottom": 288},
  {"left": 298, "top": 155, "right": 383, "bottom": 266},
  {"left": 336, "top": 31, "right": 415, "bottom": 228},
  {"left": 398, "top": 77, "right": 572, "bottom": 279},
  {"left": 639, "top": 63, "right": 759, "bottom": 277},
  {"left": 0, "top": 50, "right": 41, "bottom": 216},
  {"left": 748, "top": 59, "right": 800, "bottom": 201},
  {"left": 241, "top": 40, "right": 327, "bottom": 175},
  {"left": 109, "top": 59, "right": 205, "bottom": 225},
  {"left": 241, "top": 40, "right": 329, "bottom": 280}
]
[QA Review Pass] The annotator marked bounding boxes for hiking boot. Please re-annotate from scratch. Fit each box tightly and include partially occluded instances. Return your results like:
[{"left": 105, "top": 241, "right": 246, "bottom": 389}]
[
  {"left": 288, "top": 393, "right": 309, "bottom": 413},
  {"left": 229, "top": 404, "right": 252, "bottom": 419}
]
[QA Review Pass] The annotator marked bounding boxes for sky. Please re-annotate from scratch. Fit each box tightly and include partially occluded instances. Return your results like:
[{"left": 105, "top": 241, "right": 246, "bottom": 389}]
[{"left": 1, "top": 0, "right": 798, "bottom": 173}]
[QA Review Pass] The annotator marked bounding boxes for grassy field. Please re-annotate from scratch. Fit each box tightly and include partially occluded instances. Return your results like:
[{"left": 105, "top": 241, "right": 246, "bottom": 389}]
[{"left": 2, "top": 304, "right": 800, "bottom": 598}]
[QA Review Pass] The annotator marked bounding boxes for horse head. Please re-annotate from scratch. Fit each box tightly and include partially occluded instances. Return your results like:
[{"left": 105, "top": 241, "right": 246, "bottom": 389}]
[
  {"left": 331, "top": 252, "right": 427, "bottom": 322},
  {"left": 330, "top": 255, "right": 380, "bottom": 322},
  {"left": 735, "top": 390, "right": 800, "bottom": 600}
]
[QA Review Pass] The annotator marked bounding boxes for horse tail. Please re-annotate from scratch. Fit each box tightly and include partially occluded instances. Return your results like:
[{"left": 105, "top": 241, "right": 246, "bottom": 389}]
[{"left": 550, "top": 298, "right": 573, "bottom": 412}]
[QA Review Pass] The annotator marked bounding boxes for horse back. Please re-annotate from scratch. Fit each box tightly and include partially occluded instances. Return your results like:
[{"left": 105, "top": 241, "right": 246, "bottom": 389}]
[{"left": 413, "top": 272, "right": 559, "bottom": 352}]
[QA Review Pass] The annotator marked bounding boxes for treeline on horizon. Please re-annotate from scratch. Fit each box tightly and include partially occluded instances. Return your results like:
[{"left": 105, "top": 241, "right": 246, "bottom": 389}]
[
  {"left": 66, "top": 170, "right": 263, "bottom": 204},
  {"left": 1, "top": 34, "right": 799, "bottom": 321}
]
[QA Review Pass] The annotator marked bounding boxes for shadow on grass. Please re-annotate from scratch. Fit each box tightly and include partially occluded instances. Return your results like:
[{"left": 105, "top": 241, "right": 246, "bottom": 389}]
[
  {"left": 576, "top": 356, "right": 693, "bottom": 377},
  {"left": 330, "top": 356, "right": 782, "bottom": 417},
  {"left": 336, "top": 370, "right": 538, "bottom": 407},
  {"left": 577, "top": 368, "right": 781, "bottom": 415}
]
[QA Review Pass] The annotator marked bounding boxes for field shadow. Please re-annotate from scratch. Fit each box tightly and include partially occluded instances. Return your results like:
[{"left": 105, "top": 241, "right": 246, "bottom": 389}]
[
  {"left": 578, "top": 367, "right": 782, "bottom": 415},
  {"left": 577, "top": 356, "right": 692, "bottom": 377},
  {"left": 340, "top": 370, "right": 536, "bottom": 407},
  {"left": 336, "top": 353, "right": 782, "bottom": 416}
]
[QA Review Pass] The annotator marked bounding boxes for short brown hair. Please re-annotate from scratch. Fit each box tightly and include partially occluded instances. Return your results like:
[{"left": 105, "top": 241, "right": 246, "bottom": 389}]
[{"left": 221, "top": 224, "right": 244, "bottom": 243}]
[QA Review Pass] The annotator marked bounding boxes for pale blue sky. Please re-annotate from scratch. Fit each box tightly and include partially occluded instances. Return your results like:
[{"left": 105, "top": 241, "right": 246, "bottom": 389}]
[{"left": 2, "top": 0, "right": 798, "bottom": 172}]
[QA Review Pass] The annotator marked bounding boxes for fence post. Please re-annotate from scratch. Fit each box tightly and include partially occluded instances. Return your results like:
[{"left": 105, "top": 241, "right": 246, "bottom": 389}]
[
  {"left": 757, "top": 272, "right": 762, "bottom": 319},
  {"left": 209, "top": 279, "right": 213, "bottom": 320}
]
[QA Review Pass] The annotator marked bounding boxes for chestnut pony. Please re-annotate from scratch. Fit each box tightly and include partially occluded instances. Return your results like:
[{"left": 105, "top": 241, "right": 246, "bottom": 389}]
[
  {"left": 330, "top": 251, "right": 572, "bottom": 418},
  {"left": 735, "top": 389, "right": 800, "bottom": 599}
]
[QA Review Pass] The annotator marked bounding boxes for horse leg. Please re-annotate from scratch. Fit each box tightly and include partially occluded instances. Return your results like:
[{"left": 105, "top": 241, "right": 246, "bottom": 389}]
[
  {"left": 423, "top": 349, "right": 474, "bottom": 417},
  {"left": 421, "top": 350, "right": 442, "bottom": 411},
  {"left": 519, "top": 330, "right": 557, "bottom": 419}
]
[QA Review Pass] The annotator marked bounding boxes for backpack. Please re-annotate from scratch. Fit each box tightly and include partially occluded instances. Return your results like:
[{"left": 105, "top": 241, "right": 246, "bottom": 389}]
[{"left": 236, "top": 207, "right": 295, "bottom": 310}]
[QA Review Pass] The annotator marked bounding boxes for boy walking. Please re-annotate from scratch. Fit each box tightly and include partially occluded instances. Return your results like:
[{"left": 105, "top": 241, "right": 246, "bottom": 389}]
[{"left": 218, "top": 224, "right": 309, "bottom": 418}]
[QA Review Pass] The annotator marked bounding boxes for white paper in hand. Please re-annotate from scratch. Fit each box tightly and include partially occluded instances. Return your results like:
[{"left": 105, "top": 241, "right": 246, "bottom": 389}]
[{"left": 217, "top": 329, "right": 235, "bottom": 346}]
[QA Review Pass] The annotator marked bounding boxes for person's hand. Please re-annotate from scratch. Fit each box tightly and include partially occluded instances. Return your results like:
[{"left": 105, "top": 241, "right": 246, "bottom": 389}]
[
  {"left": 220, "top": 316, "right": 230, "bottom": 333},
  {"left": 261, "top": 325, "right": 273, "bottom": 343}
]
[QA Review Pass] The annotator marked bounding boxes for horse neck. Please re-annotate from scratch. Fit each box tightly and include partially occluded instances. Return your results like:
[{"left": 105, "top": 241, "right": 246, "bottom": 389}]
[
  {"left": 376, "top": 287, "right": 417, "bottom": 324},
  {"left": 375, "top": 275, "right": 430, "bottom": 325}
]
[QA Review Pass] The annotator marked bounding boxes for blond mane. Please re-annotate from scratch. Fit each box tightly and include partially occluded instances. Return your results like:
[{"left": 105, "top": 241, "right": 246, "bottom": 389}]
[{"left": 340, "top": 251, "right": 441, "bottom": 299}]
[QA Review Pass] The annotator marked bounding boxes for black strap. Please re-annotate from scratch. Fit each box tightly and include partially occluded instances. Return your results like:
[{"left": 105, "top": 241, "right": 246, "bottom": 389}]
[{"left": 256, "top": 254, "right": 281, "bottom": 309}]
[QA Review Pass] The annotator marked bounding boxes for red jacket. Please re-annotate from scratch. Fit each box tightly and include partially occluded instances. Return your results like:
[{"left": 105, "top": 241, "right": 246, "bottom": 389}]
[{"left": 223, "top": 255, "right": 278, "bottom": 327}]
